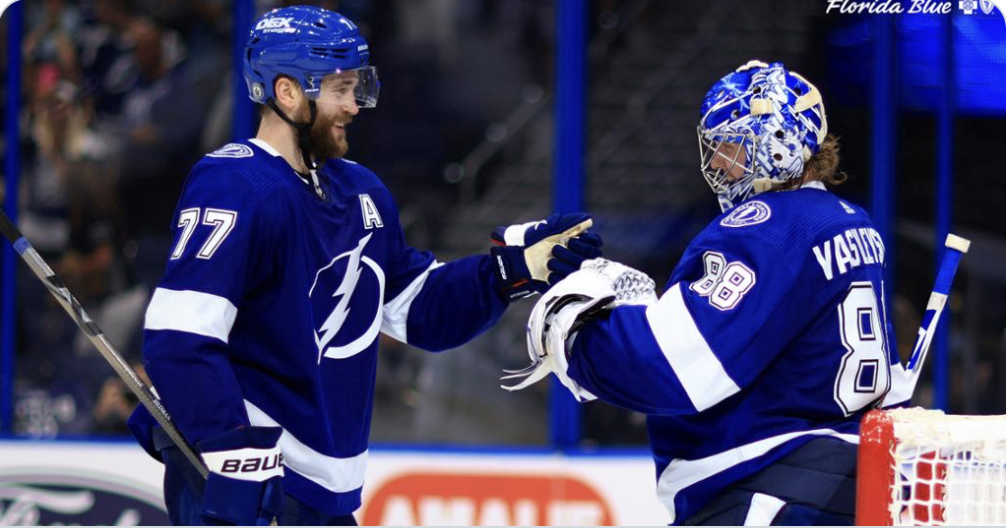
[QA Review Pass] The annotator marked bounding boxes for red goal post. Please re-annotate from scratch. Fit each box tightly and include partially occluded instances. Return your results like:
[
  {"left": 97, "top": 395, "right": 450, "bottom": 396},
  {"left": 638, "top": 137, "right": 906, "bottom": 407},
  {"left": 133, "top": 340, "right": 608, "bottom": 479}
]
[{"left": 857, "top": 408, "right": 1006, "bottom": 525}]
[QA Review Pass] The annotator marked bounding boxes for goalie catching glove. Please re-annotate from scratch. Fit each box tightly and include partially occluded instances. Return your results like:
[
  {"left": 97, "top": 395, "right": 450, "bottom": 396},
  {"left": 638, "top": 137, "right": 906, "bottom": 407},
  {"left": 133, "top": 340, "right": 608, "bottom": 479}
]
[
  {"left": 502, "top": 258, "right": 657, "bottom": 400},
  {"left": 490, "top": 213, "right": 603, "bottom": 301}
]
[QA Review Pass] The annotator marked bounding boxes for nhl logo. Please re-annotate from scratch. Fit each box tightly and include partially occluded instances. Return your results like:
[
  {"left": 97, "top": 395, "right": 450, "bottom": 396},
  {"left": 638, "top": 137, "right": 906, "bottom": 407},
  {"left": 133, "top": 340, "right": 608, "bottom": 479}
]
[{"left": 980, "top": 0, "right": 995, "bottom": 13}]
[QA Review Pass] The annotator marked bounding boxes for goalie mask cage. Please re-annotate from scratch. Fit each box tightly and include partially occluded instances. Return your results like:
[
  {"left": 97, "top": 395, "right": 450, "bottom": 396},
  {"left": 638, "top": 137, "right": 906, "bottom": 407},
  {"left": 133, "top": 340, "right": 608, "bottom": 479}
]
[{"left": 857, "top": 408, "right": 1006, "bottom": 525}]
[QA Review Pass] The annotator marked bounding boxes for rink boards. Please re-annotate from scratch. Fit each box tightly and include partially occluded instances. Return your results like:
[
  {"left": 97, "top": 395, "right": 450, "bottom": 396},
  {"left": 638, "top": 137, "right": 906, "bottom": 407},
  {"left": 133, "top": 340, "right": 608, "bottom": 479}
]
[{"left": 0, "top": 440, "right": 667, "bottom": 525}]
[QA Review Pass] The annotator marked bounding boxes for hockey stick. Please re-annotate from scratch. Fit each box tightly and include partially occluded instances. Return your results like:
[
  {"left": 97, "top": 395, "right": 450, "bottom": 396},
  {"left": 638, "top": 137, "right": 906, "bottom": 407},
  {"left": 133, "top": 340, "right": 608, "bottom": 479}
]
[
  {"left": 883, "top": 233, "right": 970, "bottom": 407},
  {"left": 0, "top": 208, "right": 208, "bottom": 479}
]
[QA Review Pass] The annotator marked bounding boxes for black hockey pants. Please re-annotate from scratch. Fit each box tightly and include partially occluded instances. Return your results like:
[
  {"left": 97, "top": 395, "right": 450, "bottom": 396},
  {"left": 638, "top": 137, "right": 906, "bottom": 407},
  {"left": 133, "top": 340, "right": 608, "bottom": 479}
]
[{"left": 681, "top": 437, "right": 857, "bottom": 525}]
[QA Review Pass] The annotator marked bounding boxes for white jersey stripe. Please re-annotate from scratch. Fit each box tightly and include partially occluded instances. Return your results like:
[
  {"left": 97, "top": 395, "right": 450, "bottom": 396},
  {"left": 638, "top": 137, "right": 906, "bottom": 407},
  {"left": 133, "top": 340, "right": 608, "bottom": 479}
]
[
  {"left": 744, "top": 493, "right": 786, "bottom": 526},
  {"left": 645, "top": 283, "right": 741, "bottom": 411},
  {"left": 656, "top": 428, "right": 859, "bottom": 523},
  {"left": 381, "top": 261, "right": 444, "bottom": 344},
  {"left": 249, "top": 138, "right": 281, "bottom": 157},
  {"left": 144, "top": 288, "right": 238, "bottom": 343},
  {"left": 245, "top": 400, "right": 368, "bottom": 493}
]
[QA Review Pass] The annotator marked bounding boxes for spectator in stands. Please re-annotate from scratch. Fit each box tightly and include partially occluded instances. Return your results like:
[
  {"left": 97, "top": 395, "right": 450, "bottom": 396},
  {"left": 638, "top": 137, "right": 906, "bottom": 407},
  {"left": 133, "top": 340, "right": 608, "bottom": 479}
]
[{"left": 111, "top": 17, "right": 205, "bottom": 235}]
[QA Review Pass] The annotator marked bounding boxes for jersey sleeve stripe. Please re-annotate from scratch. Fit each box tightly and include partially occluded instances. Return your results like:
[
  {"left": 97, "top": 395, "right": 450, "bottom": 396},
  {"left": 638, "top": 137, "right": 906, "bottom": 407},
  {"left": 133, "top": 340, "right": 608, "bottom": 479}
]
[
  {"left": 144, "top": 288, "right": 238, "bottom": 343},
  {"left": 381, "top": 261, "right": 444, "bottom": 343},
  {"left": 245, "top": 400, "right": 367, "bottom": 493},
  {"left": 645, "top": 283, "right": 741, "bottom": 412},
  {"left": 881, "top": 362, "right": 912, "bottom": 408}
]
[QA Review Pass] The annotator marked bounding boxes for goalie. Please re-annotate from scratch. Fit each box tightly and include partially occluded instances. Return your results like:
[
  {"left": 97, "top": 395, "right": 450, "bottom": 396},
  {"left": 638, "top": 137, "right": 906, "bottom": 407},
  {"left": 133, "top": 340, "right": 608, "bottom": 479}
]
[{"left": 506, "top": 61, "right": 903, "bottom": 525}]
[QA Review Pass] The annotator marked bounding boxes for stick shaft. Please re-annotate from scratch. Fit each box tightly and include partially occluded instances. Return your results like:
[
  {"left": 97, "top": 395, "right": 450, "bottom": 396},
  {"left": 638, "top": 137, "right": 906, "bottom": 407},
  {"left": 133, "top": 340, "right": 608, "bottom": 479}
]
[
  {"left": 903, "top": 234, "right": 970, "bottom": 394},
  {"left": 0, "top": 208, "right": 208, "bottom": 479}
]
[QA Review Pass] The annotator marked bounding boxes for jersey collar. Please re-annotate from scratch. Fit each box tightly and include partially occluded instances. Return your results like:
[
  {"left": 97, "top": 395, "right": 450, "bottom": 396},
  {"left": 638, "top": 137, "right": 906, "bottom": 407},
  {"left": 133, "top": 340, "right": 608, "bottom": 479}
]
[
  {"left": 249, "top": 138, "right": 312, "bottom": 187},
  {"left": 249, "top": 138, "right": 282, "bottom": 157}
]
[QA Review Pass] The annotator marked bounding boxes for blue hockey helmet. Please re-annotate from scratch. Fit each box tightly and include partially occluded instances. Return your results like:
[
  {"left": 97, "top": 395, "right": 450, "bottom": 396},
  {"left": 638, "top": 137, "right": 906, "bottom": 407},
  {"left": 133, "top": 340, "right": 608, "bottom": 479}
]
[
  {"left": 244, "top": 5, "right": 379, "bottom": 108},
  {"left": 697, "top": 60, "right": 828, "bottom": 211}
]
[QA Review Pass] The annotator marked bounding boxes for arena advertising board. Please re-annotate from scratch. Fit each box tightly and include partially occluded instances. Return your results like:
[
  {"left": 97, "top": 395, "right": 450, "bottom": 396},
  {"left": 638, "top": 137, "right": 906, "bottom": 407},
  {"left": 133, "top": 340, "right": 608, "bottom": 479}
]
[
  {"left": 0, "top": 441, "right": 666, "bottom": 525},
  {"left": 359, "top": 451, "right": 668, "bottom": 525},
  {"left": 0, "top": 441, "right": 168, "bottom": 525}
]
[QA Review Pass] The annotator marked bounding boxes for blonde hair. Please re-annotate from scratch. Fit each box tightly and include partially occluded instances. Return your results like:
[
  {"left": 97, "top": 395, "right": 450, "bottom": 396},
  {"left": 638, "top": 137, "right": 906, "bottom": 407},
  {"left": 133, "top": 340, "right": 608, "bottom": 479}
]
[{"left": 802, "top": 134, "right": 846, "bottom": 186}]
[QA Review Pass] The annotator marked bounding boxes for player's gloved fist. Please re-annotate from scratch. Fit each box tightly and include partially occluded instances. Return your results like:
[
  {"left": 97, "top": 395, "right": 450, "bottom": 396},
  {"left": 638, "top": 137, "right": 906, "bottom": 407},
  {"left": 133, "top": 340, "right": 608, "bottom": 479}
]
[
  {"left": 490, "top": 212, "right": 603, "bottom": 301},
  {"left": 198, "top": 426, "right": 284, "bottom": 526}
]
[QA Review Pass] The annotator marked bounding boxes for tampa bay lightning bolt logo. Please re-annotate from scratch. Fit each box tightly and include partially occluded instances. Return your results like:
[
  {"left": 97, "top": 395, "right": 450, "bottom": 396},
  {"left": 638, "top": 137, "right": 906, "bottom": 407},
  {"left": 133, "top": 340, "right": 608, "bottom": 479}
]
[
  {"left": 309, "top": 233, "right": 386, "bottom": 362},
  {"left": 721, "top": 200, "right": 772, "bottom": 228}
]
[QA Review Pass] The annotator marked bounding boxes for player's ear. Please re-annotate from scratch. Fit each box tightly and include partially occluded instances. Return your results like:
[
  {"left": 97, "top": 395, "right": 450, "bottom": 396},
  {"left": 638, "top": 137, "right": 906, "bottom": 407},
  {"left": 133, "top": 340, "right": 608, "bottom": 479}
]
[{"left": 273, "top": 76, "right": 304, "bottom": 115}]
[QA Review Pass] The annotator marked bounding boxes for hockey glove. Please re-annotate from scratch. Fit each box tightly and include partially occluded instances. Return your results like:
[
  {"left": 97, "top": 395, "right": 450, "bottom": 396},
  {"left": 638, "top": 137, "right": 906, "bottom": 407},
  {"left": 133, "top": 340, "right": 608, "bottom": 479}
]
[
  {"left": 580, "top": 258, "right": 658, "bottom": 307},
  {"left": 198, "top": 426, "right": 284, "bottom": 526},
  {"left": 502, "top": 258, "right": 657, "bottom": 399},
  {"left": 490, "top": 213, "right": 603, "bottom": 301}
]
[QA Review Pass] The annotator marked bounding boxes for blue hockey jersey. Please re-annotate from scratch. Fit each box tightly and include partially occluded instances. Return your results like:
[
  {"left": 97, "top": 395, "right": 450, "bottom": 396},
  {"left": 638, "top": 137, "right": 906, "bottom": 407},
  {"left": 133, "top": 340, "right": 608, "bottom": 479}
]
[
  {"left": 138, "top": 139, "right": 507, "bottom": 514},
  {"left": 566, "top": 183, "right": 902, "bottom": 524}
]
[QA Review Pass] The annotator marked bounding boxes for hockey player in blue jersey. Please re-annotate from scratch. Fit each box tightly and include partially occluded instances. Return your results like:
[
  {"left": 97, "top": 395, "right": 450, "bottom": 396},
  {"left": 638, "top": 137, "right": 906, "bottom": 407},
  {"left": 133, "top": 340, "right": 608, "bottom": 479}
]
[
  {"left": 126, "top": 5, "right": 602, "bottom": 525},
  {"left": 506, "top": 61, "right": 899, "bottom": 525}
]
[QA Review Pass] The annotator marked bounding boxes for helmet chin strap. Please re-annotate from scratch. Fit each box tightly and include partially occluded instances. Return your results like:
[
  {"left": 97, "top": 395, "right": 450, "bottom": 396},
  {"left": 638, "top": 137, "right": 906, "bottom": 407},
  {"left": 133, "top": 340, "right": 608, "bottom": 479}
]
[{"left": 267, "top": 99, "right": 327, "bottom": 200}]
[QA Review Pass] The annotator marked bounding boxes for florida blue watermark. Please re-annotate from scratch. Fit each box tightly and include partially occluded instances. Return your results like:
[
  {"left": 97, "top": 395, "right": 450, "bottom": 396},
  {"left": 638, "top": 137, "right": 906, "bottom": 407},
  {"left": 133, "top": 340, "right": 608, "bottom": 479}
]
[{"left": 826, "top": 0, "right": 1006, "bottom": 25}]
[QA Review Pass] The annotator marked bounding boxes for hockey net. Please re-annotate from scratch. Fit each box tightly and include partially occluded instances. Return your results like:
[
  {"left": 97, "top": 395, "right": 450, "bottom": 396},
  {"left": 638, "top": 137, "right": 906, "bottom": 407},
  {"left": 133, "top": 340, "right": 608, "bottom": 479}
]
[{"left": 857, "top": 408, "right": 1006, "bottom": 525}]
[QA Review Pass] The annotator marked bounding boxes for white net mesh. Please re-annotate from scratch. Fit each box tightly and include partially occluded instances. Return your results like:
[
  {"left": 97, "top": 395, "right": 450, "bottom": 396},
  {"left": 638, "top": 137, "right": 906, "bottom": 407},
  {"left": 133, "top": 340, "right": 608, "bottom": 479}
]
[{"left": 887, "top": 408, "right": 1006, "bottom": 525}]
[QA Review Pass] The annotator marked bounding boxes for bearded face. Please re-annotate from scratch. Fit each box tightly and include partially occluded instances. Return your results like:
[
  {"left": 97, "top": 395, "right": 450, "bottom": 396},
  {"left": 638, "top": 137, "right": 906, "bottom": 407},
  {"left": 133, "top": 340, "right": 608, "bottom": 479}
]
[
  {"left": 275, "top": 71, "right": 360, "bottom": 164},
  {"left": 307, "top": 104, "right": 350, "bottom": 161}
]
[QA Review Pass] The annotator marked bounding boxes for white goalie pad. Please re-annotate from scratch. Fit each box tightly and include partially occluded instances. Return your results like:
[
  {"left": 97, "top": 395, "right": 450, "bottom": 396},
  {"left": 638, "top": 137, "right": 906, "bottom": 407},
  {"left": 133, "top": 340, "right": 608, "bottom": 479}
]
[{"left": 501, "top": 268, "right": 616, "bottom": 399}]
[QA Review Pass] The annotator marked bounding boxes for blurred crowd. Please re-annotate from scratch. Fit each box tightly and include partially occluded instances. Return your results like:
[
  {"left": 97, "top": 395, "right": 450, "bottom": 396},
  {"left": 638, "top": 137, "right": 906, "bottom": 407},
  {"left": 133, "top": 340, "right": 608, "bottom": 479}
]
[{"left": 9, "top": 0, "right": 263, "bottom": 436}]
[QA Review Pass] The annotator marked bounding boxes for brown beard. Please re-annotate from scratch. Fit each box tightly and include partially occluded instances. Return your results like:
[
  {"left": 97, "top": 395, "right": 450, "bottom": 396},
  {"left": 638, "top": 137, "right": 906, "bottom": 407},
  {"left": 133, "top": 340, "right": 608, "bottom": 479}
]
[{"left": 308, "top": 107, "right": 349, "bottom": 160}]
